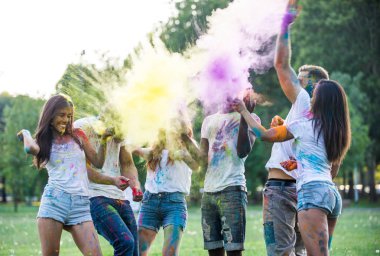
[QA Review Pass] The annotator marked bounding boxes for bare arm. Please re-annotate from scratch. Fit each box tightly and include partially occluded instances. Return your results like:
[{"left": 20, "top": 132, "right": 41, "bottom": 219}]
[
  {"left": 274, "top": 0, "right": 301, "bottom": 104},
  {"left": 76, "top": 128, "right": 112, "bottom": 169},
  {"left": 132, "top": 147, "right": 151, "bottom": 161},
  {"left": 179, "top": 134, "right": 202, "bottom": 171},
  {"left": 120, "top": 145, "right": 143, "bottom": 201},
  {"left": 17, "top": 129, "right": 40, "bottom": 155},
  {"left": 120, "top": 146, "right": 141, "bottom": 190},
  {"left": 236, "top": 117, "right": 254, "bottom": 158},
  {"left": 331, "top": 163, "right": 340, "bottom": 179},
  {"left": 86, "top": 163, "right": 129, "bottom": 190},
  {"left": 199, "top": 138, "right": 209, "bottom": 172},
  {"left": 232, "top": 99, "right": 293, "bottom": 142}
]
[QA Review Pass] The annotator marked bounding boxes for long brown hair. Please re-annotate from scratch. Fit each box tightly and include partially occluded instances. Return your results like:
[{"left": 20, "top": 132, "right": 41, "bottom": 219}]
[
  {"left": 311, "top": 80, "right": 351, "bottom": 164},
  {"left": 34, "top": 94, "right": 81, "bottom": 169}
]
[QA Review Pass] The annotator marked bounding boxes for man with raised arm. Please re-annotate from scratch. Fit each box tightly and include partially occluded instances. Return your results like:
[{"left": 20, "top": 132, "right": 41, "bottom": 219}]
[{"left": 262, "top": 0, "right": 329, "bottom": 255}]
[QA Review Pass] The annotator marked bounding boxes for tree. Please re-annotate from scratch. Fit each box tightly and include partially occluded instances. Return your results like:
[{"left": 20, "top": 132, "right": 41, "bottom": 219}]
[
  {"left": 160, "top": 0, "right": 232, "bottom": 53},
  {"left": 0, "top": 92, "right": 13, "bottom": 202},
  {"left": 1, "top": 95, "right": 44, "bottom": 212},
  {"left": 331, "top": 72, "right": 370, "bottom": 199}
]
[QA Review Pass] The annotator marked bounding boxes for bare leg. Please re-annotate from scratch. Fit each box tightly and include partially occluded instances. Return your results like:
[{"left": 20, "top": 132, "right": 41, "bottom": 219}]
[
  {"left": 162, "top": 225, "right": 183, "bottom": 256},
  {"left": 139, "top": 227, "right": 157, "bottom": 256},
  {"left": 208, "top": 248, "right": 225, "bottom": 256},
  {"left": 226, "top": 250, "right": 242, "bottom": 256},
  {"left": 67, "top": 221, "right": 102, "bottom": 256},
  {"left": 37, "top": 218, "right": 64, "bottom": 256},
  {"left": 327, "top": 218, "right": 338, "bottom": 249},
  {"left": 298, "top": 209, "right": 329, "bottom": 256}
]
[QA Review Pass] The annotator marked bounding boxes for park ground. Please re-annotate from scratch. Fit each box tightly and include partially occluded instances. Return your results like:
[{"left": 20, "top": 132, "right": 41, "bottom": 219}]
[{"left": 0, "top": 203, "right": 379, "bottom": 255}]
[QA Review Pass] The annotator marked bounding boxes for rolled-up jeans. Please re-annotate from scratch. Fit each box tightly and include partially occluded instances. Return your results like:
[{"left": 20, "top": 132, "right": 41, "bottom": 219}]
[
  {"left": 262, "top": 180, "right": 306, "bottom": 256},
  {"left": 90, "top": 196, "right": 138, "bottom": 256}
]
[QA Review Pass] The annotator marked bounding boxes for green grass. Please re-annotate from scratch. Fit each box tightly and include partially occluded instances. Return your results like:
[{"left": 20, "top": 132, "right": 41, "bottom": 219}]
[{"left": 0, "top": 204, "right": 379, "bottom": 255}]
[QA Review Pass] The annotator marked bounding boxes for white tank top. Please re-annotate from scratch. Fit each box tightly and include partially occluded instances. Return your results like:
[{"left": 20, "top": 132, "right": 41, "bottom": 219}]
[{"left": 45, "top": 139, "right": 89, "bottom": 196}]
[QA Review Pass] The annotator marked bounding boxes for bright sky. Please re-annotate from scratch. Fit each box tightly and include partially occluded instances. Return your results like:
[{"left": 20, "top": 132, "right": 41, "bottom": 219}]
[{"left": 0, "top": 0, "right": 174, "bottom": 98}]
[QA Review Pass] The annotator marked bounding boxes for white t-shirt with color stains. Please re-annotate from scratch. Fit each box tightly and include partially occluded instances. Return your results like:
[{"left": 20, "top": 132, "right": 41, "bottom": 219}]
[
  {"left": 265, "top": 89, "right": 311, "bottom": 179},
  {"left": 144, "top": 149, "right": 192, "bottom": 194},
  {"left": 287, "top": 118, "right": 332, "bottom": 191},
  {"left": 201, "top": 112, "right": 260, "bottom": 192},
  {"left": 74, "top": 117, "right": 126, "bottom": 200},
  {"left": 46, "top": 139, "right": 89, "bottom": 196}
]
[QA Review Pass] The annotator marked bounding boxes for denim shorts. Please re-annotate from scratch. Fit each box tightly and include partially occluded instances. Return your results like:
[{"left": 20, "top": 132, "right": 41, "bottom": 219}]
[
  {"left": 297, "top": 181, "right": 342, "bottom": 218},
  {"left": 201, "top": 187, "right": 247, "bottom": 251},
  {"left": 138, "top": 191, "right": 187, "bottom": 232},
  {"left": 37, "top": 185, "right": 92, "bottom": 225}
]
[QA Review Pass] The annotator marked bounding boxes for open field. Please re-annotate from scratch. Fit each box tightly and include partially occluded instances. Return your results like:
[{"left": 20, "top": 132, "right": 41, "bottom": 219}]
[{"left": 0, "top": 204, "right": 379, "bottom": 255}]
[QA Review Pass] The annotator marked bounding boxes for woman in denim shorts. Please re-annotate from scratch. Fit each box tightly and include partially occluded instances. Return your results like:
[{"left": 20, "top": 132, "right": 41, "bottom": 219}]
[
  {"left": 133, "top": 126, "right": 199, "bottom": 256},
  {"left": 233, "top": 80, "right": 351, "bottom": 255},
  {"left": 18, "top": 94, "right": 128, "bottom": 256}
]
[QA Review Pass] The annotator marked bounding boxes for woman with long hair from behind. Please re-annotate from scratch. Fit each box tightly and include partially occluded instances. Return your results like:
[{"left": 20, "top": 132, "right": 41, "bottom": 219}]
[{"left": 233, "top": 80, "right": 351, "bottom": 255}]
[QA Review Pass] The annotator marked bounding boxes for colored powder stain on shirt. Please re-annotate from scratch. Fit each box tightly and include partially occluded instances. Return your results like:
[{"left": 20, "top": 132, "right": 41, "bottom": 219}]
[
  {"left": 154, "top": 167, "right": 166, "bottom": 185},
  {"left": 298, "top": 151, "right": 325, "bottom": 173}
]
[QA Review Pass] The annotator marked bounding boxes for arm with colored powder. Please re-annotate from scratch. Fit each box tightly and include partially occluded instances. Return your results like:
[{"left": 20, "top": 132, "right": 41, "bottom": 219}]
[
  {"left": 78, "top": 128, "right": 113, "bottom": 169},
  {"left": 237, "top": 88, "right": 257, "bottom": 158},
  {"left": 274, "top": 0, "right": 302, "bottom": 104},
  {"left": 86, "top": 163, "right": 129, "bottom": 190},
  {"left": 232, "top": 99, "right": 294, "bottom": 143},
  {"left": 17, "top": 129, "right": 40, "bottom": 155},
  {"left": 132, "top": 147, "right": 151, "bottom": 161},
  {"left": 199, "top": 138, "right": 209, "bottom": 173},
  {"left": 179, "top": 134, "right": 201, "bottom": 171},
  {"left": 120, "top": 145, "right": 143, "bottom": 201}
]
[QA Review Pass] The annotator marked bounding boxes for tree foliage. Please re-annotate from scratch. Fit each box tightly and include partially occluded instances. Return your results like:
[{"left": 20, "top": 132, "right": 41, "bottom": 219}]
[{"left": 0, "top": 96, "right": 45, "bottom": 211}]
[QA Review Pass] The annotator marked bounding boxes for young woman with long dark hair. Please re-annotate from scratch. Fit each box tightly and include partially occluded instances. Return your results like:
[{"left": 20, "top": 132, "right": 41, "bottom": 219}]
[
  {"left": 17, "top": 94, "right": 128, "bottom": 256},
  {"left": 233, "top": 80, "right": 351, "bottom": 256}
]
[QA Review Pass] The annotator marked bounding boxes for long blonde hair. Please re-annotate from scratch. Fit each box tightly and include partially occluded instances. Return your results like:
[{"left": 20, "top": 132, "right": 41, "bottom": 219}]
[{"left": 147, "top": 125, "right": 193, "bottom": 171}]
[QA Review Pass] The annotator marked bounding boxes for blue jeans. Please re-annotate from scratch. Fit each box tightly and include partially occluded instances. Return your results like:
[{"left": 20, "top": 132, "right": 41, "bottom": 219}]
[
  {"left": 90, "top": 196, "right": 138, "bottom": 256},
  {"left": 138, "top": 191, "right": 188, "bottom": 232},
  {"left": 201, "top": 187, "right": 247, "bottom": 251},
  {"left": 263, "top": 181, "right": 306, "bottom": 256}
]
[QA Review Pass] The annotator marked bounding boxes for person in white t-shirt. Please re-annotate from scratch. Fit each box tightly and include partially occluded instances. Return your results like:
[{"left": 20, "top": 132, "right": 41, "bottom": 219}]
[
  {"left": 198, "top": 89, "right": 260, "bottom": 256},
  {"left": 261, "top": 1, "right": 330, "bottom": 255},
  {"left": 17, "top": 94, "right": 128, "bottom": 256},
  {"left": 133, "top": 125, "right": 199, "bottom": 256},
  {"left": 233, "top": 79, "right": 351, "bottom": 256},
  {"left": 74, "top": 116, "right": 143, "bottom": 256}
]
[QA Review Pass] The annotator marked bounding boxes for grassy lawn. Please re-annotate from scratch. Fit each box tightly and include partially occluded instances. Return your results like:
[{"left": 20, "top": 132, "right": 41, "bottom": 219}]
[{"left": 0, "top": 203, "right": 379, "bottom": 255}]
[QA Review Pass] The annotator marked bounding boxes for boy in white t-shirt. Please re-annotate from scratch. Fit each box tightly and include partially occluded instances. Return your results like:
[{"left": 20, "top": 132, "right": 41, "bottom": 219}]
[
  {"left": 199, "top": 91, "right": 260, "bottom": 256},
  {"left": 74, "top": 116, "right": 143, "bottom": 256}
]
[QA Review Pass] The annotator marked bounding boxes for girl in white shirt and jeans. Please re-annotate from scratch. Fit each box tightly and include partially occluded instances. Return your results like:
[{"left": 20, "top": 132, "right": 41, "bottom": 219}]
[
  {"left": 233, "top": 80, "right": 351, "bottom": 256},
  {"left": 133, "top": 127, "right": 199, "bottom": 256}
]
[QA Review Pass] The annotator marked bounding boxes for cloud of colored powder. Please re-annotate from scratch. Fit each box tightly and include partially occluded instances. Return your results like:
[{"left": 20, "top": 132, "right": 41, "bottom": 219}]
[
  {"left": 109, "top": 42, "right": 194, "bottom": 146},
  {"left": 190, "top": 0, "right": 287, "bottom": 114}
]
